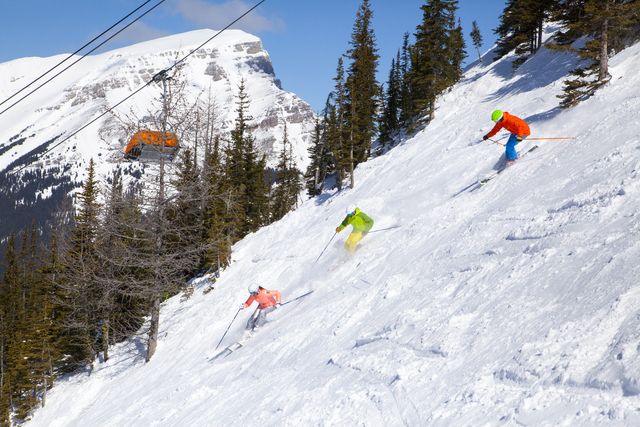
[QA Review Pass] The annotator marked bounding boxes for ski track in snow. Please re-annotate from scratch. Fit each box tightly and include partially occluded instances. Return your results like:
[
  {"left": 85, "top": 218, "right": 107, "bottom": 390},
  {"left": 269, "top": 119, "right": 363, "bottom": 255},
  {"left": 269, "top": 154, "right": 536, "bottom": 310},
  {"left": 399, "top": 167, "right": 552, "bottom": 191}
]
[{"left": 27, "top": 30, "right": 640, "bottom": 426}]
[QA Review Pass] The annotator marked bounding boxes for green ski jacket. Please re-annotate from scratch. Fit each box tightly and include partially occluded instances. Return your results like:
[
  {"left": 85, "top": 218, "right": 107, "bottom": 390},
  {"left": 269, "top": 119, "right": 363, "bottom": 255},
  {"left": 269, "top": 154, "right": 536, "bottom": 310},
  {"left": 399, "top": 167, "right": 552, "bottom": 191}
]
[{"left": 337, "top": 208, "right": 374, "bottom": 233}]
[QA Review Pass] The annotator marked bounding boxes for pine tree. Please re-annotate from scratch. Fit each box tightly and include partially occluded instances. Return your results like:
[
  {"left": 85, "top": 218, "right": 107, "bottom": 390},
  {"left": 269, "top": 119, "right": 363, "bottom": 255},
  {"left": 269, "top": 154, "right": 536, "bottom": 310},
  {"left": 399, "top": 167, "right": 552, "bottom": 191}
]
[
  {"left": 558, "top": 0, "right": 640, "bottom": 107},
  {"left": 244, "top": 144, "right": 270, "bottom": 233},
  {"left": 399, "top": 33, "right": 413, "bottom": 127},
  {"left": 379, "top": 53, "right": 402, "bottom": 147},
  {"left": 494, "top": 0, "right": 556, "bottom": 67},
  {"left": 58, "top": 159, "right": 101, "bottom": 372},
  {"left": 410, "top": 0, "right": 463, "bottom": 121},
  {"left": 471, "top": 20, "right": 484, "bottom": 61},
  {"left": 171, "top": 147, "right": 207, "bottom": 274},
  {"left": 203, "top": 135, "right": 232, "bottom": 270},
  {"left": 304, "top": 117, "right": 330, "bottom": 198},
  {"left": 271, "top": 123, "right": 302, "bottom": 221},
  {"left": 448, "top": 18, "right": 467, "bottom": 87},
  {"left": 345, "top": 0, "right": 380, "bottom": 187},
  {"left": 0, "top": 234, "right": 20, "bottom": 423},
  {"left": 331, "top": 58, "right": 349, "bottom": 190}
]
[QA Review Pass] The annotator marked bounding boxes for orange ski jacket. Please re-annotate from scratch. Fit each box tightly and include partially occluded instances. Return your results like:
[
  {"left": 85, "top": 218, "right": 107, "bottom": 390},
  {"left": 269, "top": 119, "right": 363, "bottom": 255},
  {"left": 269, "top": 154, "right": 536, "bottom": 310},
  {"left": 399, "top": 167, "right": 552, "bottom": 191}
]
[
  {"left": 243, "top": 287, "right": 281, "bottom": 309},
  {"left": 485, "top": 112, "right": 531, "bottom": 139}
]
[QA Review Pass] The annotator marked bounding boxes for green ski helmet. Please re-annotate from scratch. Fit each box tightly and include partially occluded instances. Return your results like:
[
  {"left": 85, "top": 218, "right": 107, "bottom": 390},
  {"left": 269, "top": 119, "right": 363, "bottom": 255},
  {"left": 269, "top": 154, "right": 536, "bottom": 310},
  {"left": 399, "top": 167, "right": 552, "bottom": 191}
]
[{"left": 491, "top": 110, "right": 504, "bottom": 122}]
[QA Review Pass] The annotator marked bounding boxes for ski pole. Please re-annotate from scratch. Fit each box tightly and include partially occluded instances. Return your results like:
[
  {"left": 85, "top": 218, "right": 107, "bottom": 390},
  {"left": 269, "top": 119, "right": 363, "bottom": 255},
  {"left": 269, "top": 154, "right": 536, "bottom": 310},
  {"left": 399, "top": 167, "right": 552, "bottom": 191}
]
[
  {"left": 215, "top": 308, "right": 241, "bottom": 349},
  {"left": 526, "top": 137, "right": 576, "bottom": 141},
  {"left": 368, "top": 225, "right": 401, "bottom": 233},
  {"left": 280, "top": 290, "right": 315, "bottom": 306},
  {"left": 315, "top": 232, "right": 337, "bottom": 264},
  {"left": 487, "top": 138, "right": 505, "bottom": 146}
]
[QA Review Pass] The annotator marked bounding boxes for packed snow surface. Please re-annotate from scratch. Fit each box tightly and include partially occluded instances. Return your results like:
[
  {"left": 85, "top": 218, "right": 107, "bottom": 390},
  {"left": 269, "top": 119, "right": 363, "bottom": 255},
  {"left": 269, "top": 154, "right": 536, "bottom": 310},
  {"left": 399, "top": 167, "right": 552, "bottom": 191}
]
[{"left": 28, "top": 38, "right": 640, "bottom": 426}]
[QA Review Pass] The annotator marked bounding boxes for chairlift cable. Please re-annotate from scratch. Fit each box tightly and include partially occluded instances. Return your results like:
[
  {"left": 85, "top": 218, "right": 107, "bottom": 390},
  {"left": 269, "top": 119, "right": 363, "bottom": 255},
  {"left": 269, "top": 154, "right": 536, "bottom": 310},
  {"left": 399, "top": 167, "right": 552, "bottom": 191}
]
[
  {"left": 0, "top": 0, "right": 157, "bottom": 110},
  {"left": 0, "top": 0, "right": 167, "bottom": 118},
  {"left": 10, "top": 0, "right": 267, "bottom": 174}
]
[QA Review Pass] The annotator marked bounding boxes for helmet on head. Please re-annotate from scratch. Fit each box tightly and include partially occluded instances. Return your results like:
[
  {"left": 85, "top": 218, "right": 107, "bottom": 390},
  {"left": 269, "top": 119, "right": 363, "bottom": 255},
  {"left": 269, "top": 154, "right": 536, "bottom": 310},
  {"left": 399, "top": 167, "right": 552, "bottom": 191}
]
[
  {"left": 346, "top": 205, "right": 357, "bottom": 215},
  {"left": 491, "top": 110, "right": 504, "bottom": 122},
  {"left": 248, "top": 284, "right": 259, "bottom": 294}
]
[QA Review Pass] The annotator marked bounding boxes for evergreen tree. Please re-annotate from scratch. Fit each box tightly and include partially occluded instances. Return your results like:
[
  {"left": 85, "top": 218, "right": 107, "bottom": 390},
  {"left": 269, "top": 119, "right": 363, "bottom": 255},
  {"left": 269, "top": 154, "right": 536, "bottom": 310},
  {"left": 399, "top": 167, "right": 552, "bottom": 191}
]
[
  {"left": 558, "top": 0, "right": 640, "bottom": 107},
  {"left": 203, "top": 135, "right": 238, "bottom": 270},
  {"left": 0, "top": 234, "right": 20, "bottom": 423},
  {"left": 225, "top": 79, "right": 270, "bottom": 235},
  {"left": 399, "top": 33, "right": 414, "bottom": 127},
  {"left": 410, "top": 0, "right": 464, "bottom": 121},
  {"left": 470, "top": 20, "right": 484, "bottom": 61},
  {"left": 171, "top": 147, "right": 207, "bottom": 274},
  {"left": 448, "top": 18, "right": 467, "bottom": 86},
  {"left": 58, "top": 159, "right": 101, "bottom": 372},
  {"left": 304, "top": 117, "right": 330, "bottom": 198},
  {"left": 494, "top": 0, "right": 556, "bottom": 67},
  {"left": 379, "top": 53, "right": 402, "bottom": 146},
  {"left": 271, "top": 123, "right": 303, "bottom": 221},
  {"left": 330, "top": 58, "right": 349, "bottom": 190},
  {"left": 345, "top": 0, "right": 380, "bottom": 186}
]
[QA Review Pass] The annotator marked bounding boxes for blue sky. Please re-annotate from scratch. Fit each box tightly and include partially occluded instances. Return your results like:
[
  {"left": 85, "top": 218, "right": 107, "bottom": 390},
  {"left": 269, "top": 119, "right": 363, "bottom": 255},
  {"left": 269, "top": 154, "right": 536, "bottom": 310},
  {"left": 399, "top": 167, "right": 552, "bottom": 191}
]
[{"left": 1, "top": 0, "right": 506, "bottom": 110}]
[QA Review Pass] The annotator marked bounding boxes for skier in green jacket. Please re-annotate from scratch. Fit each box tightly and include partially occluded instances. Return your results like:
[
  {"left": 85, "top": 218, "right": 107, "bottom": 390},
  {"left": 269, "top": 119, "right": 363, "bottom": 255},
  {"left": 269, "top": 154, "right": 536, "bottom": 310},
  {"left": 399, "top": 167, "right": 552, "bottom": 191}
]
[{"left": 336, "top": 205, "right": 374, "bottom": 253}]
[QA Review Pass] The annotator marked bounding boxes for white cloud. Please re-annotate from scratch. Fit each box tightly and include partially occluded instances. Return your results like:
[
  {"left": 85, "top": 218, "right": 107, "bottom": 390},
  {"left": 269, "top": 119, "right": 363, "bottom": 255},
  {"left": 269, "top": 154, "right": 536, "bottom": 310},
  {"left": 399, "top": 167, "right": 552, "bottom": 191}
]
[{"left": 174, "top": 0, "right": 284, "bottom": 33}]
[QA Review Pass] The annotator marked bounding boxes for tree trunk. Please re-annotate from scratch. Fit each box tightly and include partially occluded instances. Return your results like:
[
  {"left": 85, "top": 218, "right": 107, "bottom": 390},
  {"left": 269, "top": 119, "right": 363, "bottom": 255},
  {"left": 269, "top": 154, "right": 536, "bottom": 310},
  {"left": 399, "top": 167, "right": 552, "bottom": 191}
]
[
  {"left": 537, "top": 19, "right": 543, "bottom": 52},
  {"left": 102, "top": 319, "right": 109, "bottom": 362},
  {"left": 598, "top": 13, "right": 609, "bottom": 82},
  {"left": 349, "top": 144, "right": 355, "bottom": 189},
  {"left": 147, "top": 73, "right": 168, "bottom": 363},
  {"left": 146, "top": 297, "right": 160, "bottom": 362}
]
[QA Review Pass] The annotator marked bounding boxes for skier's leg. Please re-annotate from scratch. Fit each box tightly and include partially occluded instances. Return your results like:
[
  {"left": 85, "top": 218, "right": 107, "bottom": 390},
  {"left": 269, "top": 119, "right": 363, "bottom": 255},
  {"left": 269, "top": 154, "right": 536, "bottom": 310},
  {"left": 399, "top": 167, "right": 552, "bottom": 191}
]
[
  {"left": 255, "top": 306, "right": 275, "bottom": 328},
  {"left": 505, "top": 134, "right": 520, "bottom": 161},
  {"left": 345, "top": 232, "right": 363, "bottom": 253},
  {"left": 246, "top": 309, "right": 259, "bottom": 330}
]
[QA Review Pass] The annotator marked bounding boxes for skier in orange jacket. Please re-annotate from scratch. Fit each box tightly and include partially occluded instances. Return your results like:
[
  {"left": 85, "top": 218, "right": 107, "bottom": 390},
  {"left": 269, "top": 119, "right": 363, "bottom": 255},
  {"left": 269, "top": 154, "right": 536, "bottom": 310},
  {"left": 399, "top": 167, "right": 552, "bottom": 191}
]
[
  {"left": 483, "top": 110, "right": 531, "bottom": 164},
  {"left": 240, "top": 284, "right": 281, "bottom": 330}
]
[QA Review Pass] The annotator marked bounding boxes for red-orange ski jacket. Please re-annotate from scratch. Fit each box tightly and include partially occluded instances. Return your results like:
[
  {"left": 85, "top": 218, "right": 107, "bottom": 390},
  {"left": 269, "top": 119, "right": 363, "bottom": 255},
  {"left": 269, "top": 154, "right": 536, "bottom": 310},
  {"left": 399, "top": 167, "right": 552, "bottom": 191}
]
[
  {"left": 485, "top": 112, "right": 531, "bottom": 139},
  {"left": 243, "top": 287, "right": 281, "bottom": 309}
]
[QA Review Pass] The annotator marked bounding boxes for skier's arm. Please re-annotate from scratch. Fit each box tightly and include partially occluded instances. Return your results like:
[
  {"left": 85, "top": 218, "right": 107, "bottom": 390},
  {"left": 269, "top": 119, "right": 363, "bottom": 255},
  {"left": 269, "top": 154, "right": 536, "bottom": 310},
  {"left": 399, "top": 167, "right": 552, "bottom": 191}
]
[
  {"left": 336, "top": 215, "right": 350, "bottom": 232},
  {"left": 363, "top": 214, "right": 374, "bottom": 231},
  {"left": 484, "top": 121, "right": 504, "bottom": 139},
  {"left": 243, "top": 295, "right": 256, "bottom": 308}
]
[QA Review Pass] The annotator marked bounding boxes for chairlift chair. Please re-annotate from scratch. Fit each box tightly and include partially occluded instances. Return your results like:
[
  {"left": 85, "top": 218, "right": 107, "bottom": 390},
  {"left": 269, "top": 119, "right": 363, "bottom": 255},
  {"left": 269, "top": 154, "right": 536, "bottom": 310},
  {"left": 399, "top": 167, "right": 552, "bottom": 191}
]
[{"left": 123, "top": 130, "right": 180, "bottom": 161}]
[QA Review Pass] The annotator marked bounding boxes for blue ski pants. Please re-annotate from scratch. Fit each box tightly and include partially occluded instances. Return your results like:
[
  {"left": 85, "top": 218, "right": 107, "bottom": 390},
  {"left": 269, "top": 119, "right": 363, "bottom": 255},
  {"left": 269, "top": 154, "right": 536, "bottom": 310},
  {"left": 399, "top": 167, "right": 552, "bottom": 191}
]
[{"left": 506, "top": 134, "right": 527, "bottom": 161}]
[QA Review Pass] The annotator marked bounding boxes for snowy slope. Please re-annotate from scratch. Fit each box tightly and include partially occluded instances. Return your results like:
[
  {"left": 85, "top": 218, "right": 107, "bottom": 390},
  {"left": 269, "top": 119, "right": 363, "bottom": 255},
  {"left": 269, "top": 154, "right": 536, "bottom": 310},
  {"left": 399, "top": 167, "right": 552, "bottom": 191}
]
[{"left": 28, "top": 36, "right": 640, "bottom": 426}]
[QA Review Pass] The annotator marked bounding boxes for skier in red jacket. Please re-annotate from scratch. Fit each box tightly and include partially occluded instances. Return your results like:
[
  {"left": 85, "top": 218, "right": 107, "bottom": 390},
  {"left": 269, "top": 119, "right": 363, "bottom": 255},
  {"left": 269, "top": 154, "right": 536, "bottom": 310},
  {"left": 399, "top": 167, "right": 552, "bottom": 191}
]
[
  {"left": 483, "top": 110, "right": 531, "bottom": 165},
  {"left": 240, "top": 284, "right": 281, "bottom": 330}
]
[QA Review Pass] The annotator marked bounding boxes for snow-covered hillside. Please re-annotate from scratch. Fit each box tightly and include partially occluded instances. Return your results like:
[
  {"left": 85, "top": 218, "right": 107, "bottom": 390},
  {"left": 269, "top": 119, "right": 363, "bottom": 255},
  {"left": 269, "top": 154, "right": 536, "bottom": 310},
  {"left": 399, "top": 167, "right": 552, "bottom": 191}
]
[
  {"left": 0, "top": 29, "right": 314, "bottom": 173},
  {"left": 28, "top": 35, "right": 640, "bottom": 426},
  {"left": 0, "top": 29, "right": 315, "bottom": 254}
]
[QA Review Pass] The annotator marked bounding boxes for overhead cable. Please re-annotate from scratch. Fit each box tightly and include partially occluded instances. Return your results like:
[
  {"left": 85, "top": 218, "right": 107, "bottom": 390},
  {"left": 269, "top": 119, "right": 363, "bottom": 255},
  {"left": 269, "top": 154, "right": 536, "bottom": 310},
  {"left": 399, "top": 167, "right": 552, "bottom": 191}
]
[
  {"left": 0, "top": 0, "right": 167, "bottom": 117},
  {"left": 11, "top": 0, "right": 267, "bottom": 174},
  {"left": 0, "top": 0, "right": 156, "bottom": 109}
]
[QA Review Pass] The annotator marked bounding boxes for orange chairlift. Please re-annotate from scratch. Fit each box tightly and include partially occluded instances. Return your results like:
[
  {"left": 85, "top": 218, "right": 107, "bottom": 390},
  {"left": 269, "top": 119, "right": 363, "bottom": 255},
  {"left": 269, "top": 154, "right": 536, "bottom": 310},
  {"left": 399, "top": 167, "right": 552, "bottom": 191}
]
[{"left": 123, "top": 130, "right": 180, "bottom": 161}]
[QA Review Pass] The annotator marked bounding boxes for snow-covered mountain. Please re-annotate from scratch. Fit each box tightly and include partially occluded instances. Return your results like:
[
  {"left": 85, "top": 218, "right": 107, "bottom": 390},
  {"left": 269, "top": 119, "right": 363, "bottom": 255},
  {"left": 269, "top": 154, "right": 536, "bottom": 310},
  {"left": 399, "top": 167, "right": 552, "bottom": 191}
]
[
  {"left": 28, "top": 31, "right": 640, "bottom": 426},
  {"left": 0, "top": 29, "right": 315, "bottom": 249}
]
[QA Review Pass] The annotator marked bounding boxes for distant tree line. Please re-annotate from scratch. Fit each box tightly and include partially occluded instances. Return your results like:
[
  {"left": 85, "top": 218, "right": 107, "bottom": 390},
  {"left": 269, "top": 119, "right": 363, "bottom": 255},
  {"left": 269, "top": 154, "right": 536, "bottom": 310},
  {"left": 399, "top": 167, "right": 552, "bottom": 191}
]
[{"left": 0, "top": 76, "right": 302, "bottom": 424}]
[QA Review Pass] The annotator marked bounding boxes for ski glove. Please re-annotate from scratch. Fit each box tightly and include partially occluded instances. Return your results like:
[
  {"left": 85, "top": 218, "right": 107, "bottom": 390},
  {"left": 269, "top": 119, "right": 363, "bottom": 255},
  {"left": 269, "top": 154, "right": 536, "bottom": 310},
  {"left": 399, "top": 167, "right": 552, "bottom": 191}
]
[
  {"left": 335, "top": 227, "right": 341, "bottom": 233},
  {"left": 482, "top": 135, "right": 488, "bottom": 141}
]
